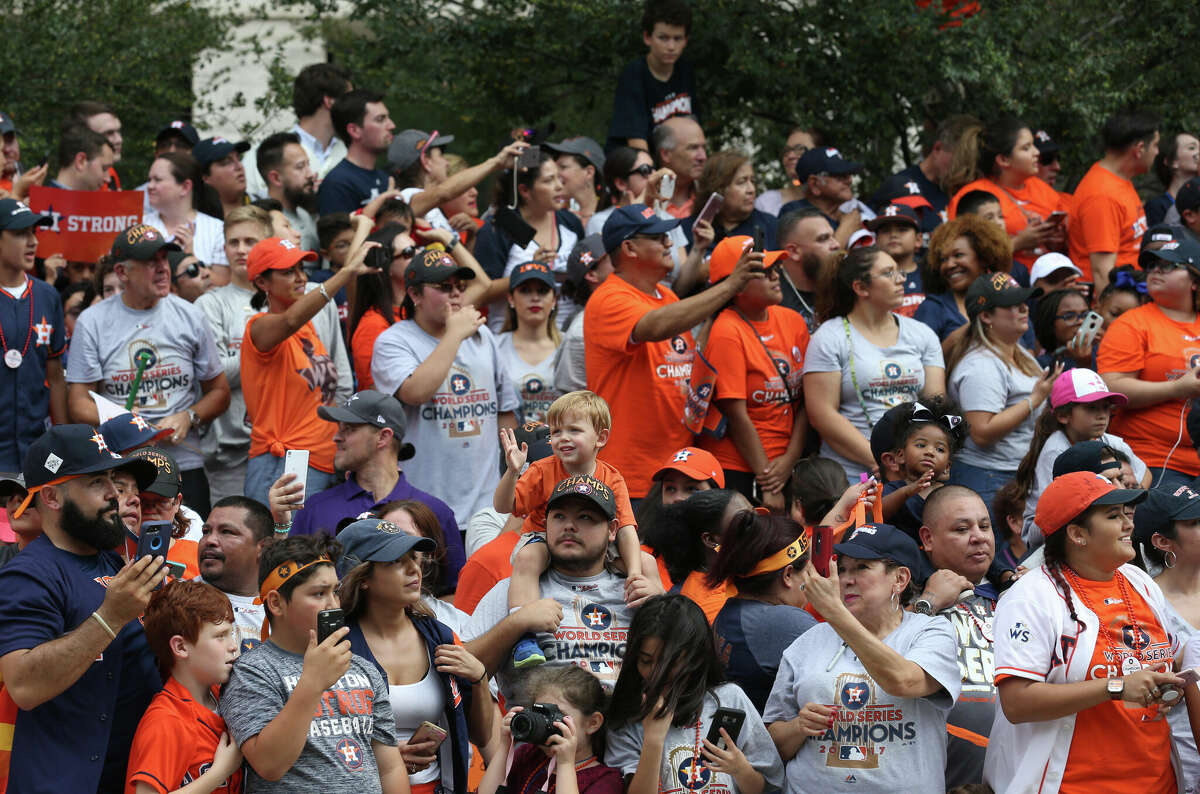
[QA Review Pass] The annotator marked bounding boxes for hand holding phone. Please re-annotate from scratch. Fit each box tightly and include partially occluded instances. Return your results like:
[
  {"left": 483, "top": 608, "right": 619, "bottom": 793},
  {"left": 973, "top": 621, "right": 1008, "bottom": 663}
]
[
  {"left": 705, "top": 708, "right": 745, "bottom": 750},
  {"left": 283, "top": 450, "right": 310, "bottom": 508},
  {"left": 410, "top": 720, "right": 449, "bottom": 752},
  {"left": 811, "top": 526, "right": 833, "bottom": 577},
  {"left": 517, "top": 144, "right": 542, "bottom": 170},
  {"left": 316, "top": 608, "right": 345, "bottom": 644},
  {"left": 659, "top": 173, "right": 676, "bottom": 201},
  {"left": 696, "top": 192, "right": 724, "bottom": 226},
  {"left": 136, "top": 520, "right": 173, "bottom": 589}
]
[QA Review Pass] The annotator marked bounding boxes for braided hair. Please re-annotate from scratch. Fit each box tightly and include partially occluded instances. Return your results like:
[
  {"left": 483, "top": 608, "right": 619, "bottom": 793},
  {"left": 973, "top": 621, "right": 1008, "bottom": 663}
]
[{"left": 1042, "top": 518, "right": 1087, "bottom": 634}]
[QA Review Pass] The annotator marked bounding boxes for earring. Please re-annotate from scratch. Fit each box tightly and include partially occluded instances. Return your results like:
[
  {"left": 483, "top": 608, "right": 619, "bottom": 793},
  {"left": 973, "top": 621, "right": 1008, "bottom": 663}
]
[
  {"left": 1165, "top": 550, "right": 1178, "bottom": 569},
  {"left": 890, "top": 591, "right": 899, "bottom": 611},
  {"left": 1079, "top": 539, "right": 1087, "bottom": 548}
]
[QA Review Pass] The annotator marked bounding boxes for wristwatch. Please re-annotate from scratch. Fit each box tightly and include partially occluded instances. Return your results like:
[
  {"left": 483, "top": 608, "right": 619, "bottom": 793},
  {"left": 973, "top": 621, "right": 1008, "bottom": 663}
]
[
  {"left": 445, "top": 234, "right": 459, "bottom": 252},
  {"left": 1107, "top": 678, "right": 1125, "bottom": 700},
  {"left": 187, "top": 408, "right": 200, "bottom": 428},
  {"left": 912, "top": 598, "right": 934, "bottom": 616}
]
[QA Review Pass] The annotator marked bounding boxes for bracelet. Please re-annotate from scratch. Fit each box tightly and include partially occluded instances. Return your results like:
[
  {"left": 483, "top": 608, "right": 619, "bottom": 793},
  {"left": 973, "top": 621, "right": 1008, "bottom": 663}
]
[
  {"left": 1025, "top": 396, "right": 1036, "bottom": 415},
  {"left": 445, "top": 235, "right": 459, "bottom": 252},
  {"left": 91, "top": 611, "right": 116, "bottom": 639},
  {"left": 473, "top": 670, "right": 488, "bottom": 685},
  {"left": 318, "top": 283, "right": 331, "bottom": 303},
  {"left": 273, "top": 521, "right": 292, "bottom": 535}
]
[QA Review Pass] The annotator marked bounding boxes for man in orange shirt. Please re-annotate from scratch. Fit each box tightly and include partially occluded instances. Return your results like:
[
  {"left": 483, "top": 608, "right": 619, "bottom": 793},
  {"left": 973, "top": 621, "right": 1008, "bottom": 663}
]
[
  {"left": 1069, "top": 111, "right": 1160, "bottom": 297},
  {"left": 584, "top": 203, "right": 766, "bottom": 498}
]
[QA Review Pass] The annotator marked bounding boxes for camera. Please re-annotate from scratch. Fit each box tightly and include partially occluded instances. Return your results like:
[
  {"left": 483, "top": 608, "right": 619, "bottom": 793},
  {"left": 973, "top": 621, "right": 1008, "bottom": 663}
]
[{"left": 510, "top": 702, "right": 565, "bottom": 745}]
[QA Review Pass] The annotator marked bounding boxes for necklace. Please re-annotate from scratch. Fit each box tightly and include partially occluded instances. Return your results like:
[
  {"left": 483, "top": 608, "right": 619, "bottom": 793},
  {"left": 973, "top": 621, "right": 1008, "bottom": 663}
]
[
  {"left": 956, "top": 596, "right": 995, "bottom": 644},
  {"left": 0, "top": 280, "right": 34, "bottom": 369},
  {"left": 1064, "top": 567, "right": 1147, "bottom": 675},
  {"left": 657, "top": 720, "right": 704, "bottom": 794}
]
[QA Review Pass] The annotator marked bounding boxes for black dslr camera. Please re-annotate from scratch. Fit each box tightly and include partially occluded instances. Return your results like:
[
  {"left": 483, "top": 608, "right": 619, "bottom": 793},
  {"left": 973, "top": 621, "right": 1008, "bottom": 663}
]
[{"left": 510, "top": 703, "right": 565, "bottom": 745}]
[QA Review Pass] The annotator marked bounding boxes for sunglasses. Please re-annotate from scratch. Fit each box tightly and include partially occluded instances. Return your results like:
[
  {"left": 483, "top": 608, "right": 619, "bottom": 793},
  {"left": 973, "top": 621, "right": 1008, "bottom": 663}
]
[
  {"left": 625, "top": 164, "right": 655, "bottom": 178},
  {"left": 393, "top": 246, "right": 417, "bottom": 261},
  {"left": 429, "top": 279, "right": 468, "bottom": 294},
  {"left": 1145, "top": 260, "right": 1188, "bottom": 274},
  {"left": 171, "top": 261, "right": 204, "bottom": 282}
]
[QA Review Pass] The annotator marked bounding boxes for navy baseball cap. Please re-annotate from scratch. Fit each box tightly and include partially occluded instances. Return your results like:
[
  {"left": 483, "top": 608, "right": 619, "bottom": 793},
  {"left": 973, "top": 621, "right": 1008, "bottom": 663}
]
[
  {"left": 601, "top": 203, "right": 679, "bottom": 255},
  {"left": 566, "top": 234, "right": 607, "bottom": 288},
  {"left": 795, "top": 147, "right": 862, "bottom": 181},
  {"left": 965, "top": 272, "right": 1038, "bottom": 320},
  {"left": 834, "top": 522, "right": 923, "bottom": 575},
  {"left": 99, "top": 412, "right": 173, "bottom": 453},
  {"left": 865, "top": 203, "right": 920, "bottom": 232},
  {"left": 509, "top": 260, "right": 557, "bottom": 291},
  {"left": 1051, "top": 440, "right": 1120, "bottom": 479},
  {"left": 0, "top": 112, "right": 18, "bottom": 136},
  {"left": 337, "top": 518, "right": 437, "bottom": 576},
  {"left": 1141, "top": 236, "right": 1200, "bottom": 275},
  {"left": 192, "top": 137, "right": 250, "bottom": 169},
  {"left": 1176, "top": 178, "right": 1200, "bottom": 215},
  {"left": 155, "top": 120, "right": 200, "bottom": 148},
  {"left": 1033, "top": 129, "right": 1060, "bottom": 155},
  {"left": 1134, "top": 485, "right": 1200, "bottom": 543},
  {"left": 0, "top": 199, "right": 51, "bottom": 231},
  {"left": 16, "top": 424, "right": 157, "bottom": 517},
  {"left": 317, "top": 390, "right": 415, "bottom": 461}
]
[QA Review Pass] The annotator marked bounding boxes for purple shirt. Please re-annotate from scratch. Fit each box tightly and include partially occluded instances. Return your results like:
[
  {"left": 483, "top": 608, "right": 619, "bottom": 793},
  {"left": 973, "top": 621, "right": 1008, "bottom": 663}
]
[{"left": 291, "top": 471, "right": 464, "bottom": 591}]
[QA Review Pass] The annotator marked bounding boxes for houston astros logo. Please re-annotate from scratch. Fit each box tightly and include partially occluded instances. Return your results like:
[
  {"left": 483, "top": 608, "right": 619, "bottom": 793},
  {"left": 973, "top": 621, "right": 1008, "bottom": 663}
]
[
  {"left": 672, "top": 449, "right": 693, "bottom": 462},
  {"left": 583, "top": 604, "right": 612, "bottom": 629},
  {"left": 335, "top": 738, "right": 364, "bottom": 770},
  {"left": 276, "top": 564, "right": 292, "bottom": 578},
  {"left": 89, "top": 432, "right": 110, "bottom": 454},
  {"left": 840, "top": 681, "right": 869, "bottom": 709}
]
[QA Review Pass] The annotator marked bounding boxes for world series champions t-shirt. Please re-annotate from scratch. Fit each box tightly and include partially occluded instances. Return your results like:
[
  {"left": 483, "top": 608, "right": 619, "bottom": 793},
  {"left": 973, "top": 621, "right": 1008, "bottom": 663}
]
[
  {"left": 496, "top": 331, "right": 562, "bottom": 425},
  {"left": 219, "top": 641, "right": 398, "bottom": 794},
  {"left": 66, "top": 293, "right": 222, "bottom": 471},
  {"left": 606, "top": 57, "right": 699, "bottom": 148},
  {"left": 371, "top": 320, "right": 518, "bottom": 526},
  {"left": 939, "top": 592, "right": 998, "bottom": 789},
  {"left": 762, "top": 613, "right": 960, "bottom": 793}
]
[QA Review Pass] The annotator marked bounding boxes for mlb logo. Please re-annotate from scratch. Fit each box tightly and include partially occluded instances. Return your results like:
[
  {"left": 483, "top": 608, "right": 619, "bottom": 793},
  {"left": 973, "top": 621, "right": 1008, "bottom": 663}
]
[{"left": 839, "top": 746, "right": 867, "bottom": 761}]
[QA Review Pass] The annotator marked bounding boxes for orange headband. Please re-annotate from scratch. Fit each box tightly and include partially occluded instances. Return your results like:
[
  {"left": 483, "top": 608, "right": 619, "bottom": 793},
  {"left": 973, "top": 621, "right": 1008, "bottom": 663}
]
[
  {"left": 747, "top": 535, "right": 810, "bottom": 577},
  {"left": 254, "top": 556, "right": 333, "bottom": 641}
]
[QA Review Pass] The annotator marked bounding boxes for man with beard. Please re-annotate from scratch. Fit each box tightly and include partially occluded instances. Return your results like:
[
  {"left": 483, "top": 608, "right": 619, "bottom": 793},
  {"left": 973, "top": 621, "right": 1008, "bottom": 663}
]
[
  {"left": 0, "top": 424, "right": 164, "bottom": 794},
  {"left": 776, "top": 207, "right": 842, "bottom": 331},
  {"left": 198, "top": 495, "right": 273, "bottom": 651},
  {"left": 317, "top": 89, "right": 395, "bottom": 214},
  {"left": 257, "top": 131, "right": 319, "bottom": 252}
]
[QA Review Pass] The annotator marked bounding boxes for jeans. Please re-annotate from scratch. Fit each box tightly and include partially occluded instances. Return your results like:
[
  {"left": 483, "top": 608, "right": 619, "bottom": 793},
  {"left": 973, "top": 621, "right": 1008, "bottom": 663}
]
[
  {"left": 206, "top": 460, "right": 248, "bottom": 505},
  {"left": 1149, "top": 466, "right": 1199, "bottom": 492},
  {"left": 947, "top": 459, "right": 1016, "bottom": 547},
  {"left": 244, "top": 453, "right": 338, "bottom": 510}
]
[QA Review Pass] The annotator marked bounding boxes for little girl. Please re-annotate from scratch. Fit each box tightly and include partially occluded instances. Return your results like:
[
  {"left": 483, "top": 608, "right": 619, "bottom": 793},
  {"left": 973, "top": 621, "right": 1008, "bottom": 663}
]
[
  {"left": 480, "top": 665, "right": 621, "bottom": 794},
  {"left": 1013, "top": 367, "right": 1147, "bottom": 549},
  {"left": 605, "top": 595, "right": 784, "bottom": 794}
]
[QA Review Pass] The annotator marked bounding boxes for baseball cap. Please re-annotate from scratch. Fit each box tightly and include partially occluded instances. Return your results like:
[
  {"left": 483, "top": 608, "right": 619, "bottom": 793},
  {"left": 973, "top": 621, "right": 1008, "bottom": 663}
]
[
  {"left": 652, "top": 447, "right": 725, "bottom": 488},
  {"left": 1141, "top": 236, "right": 1200, "bottom": 274},
  {"left": 15, "top": 424, "right": 157, "bottom": 518},
  {"left": 1033, "top": 129, "right": 1060, "bottom": 155},
  {"left": 1035, "top": 471, "right": 1145, "bottom": 537},
  {"left": 847, "top": 228, "right": 876, "bottom": 249},
  {"left": 0, "top": 472, "right": 26, "bottom": 500},
  {"left": 1134, "top": 485, "right": 1200, "bottom": 543},
  {"left": 1050, "top": 368, "right": 1128, "bottom": 409},
  {"left": 337, "top": 518, "right": 437, "bottom": 576},
  {"left": 865, "top": 203, "right": 920, "bottom": 232},
  {"left": 833, "top": 522, "right": 923, "bottom": 574},
  {"left": 1029, "top": 252, "right": 1082, "bottom": 284},
  {"left": 99, "top": 412, "right": 173, "bottom": 453},
  {"left": 405, "top": 249, "right": 475, "bottom": 286},
  {"left": 1051, "top": 440, "right": 1121, "bottom": 479},
  {"left": 964, "top": 272, "right": 1038, "bottom": 320},
  {"left": 545, "top": 136, "right": 605, "bottom": 172},
  {"left": 546, "top": 475, "right": 617, "bottom": 520},
  {"left": 110, "top": 223, "right": 181, "bottom": 262},
  {"left": 317, "top": 390, "right": 415, "bottom": 461},
  {"left": 191, "top": 137, "right": 250, "bottom": 169},
  {"left": 246, "top": 237, "right": 318, "bottom": 282},
  {"left": 387, "top": 129, "right": 455, "bottom": 173},
  {"left": 124, "top": 446, "right": 183, "bottom": 499},
  {"left": 1176, "top": 178, "right": 1200, "bottom": 215},
  {"left": 0, "top": 199, "right": 51, "bottom": 232},
  {"left": 601, "top": 203, "right": 680, "bottom": 255},
  {"left": 870, "top": 403, "right": 916, "bottom": 464},
  {"left": 795, "top": 147, "right": 863, "bottom": 181},
  {"left": 707, "top": 235, "right": 784, "bottom": 284},
  {"left": 509, "top": 260, "right": 557, "bottom": 291},
  {"left": 500, "top": 421, "right": 554, "bottom": 475},
  {"left": 566, "top": 234, "right": 607, "bottom": 288},
  {"left": 155, "top": 120, "right": 200, "bottom": 148},
  {"left": 0, "top": 112, "right": 18, "bottom": 136}
]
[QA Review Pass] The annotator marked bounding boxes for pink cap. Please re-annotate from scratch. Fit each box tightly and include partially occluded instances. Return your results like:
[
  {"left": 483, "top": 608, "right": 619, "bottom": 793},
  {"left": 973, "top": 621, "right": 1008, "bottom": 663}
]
[{"left": 1049, "top": 368, "right": 1128, "bottom": 409}]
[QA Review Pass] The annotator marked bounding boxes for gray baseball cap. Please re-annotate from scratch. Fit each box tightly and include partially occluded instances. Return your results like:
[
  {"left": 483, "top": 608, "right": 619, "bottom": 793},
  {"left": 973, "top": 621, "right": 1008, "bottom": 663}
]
[
  {"left": 388, "top": 129, "right": 455, "bottom": 173},
  {"left": 545, "top": 136, "right": 605, "bottom": 171},
  {"left": 317, "top": 390, "right": 415, "bottom": 461}
]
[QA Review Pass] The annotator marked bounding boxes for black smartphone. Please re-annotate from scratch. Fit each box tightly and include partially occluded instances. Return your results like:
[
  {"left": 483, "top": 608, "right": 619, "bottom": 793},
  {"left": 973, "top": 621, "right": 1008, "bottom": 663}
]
[
  {"left": 494, "top": 205, "right": 537, "bottom": 248},
  {"left": 705, "top": 707, "right": 746, "bottom": 749},
  {"left": 317, "top": 608, "right": 345, "bottom": 644},
  {"left": 811, "top": 526, "right": 833, "bottom": 577},
  {"left": 752, "top": 226, "right": 765, "bottom": 253}
]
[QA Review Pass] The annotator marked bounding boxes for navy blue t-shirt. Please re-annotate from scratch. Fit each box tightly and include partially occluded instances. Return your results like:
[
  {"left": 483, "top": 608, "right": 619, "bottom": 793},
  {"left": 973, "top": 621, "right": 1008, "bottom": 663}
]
[
  {"left": 868, "top": 164, "right": 948, "bottom": 234},
  {"left": 1145, "top": 193, "right": 1174, "bottom": 228},
  {"left": 712, "top": 597, "right": 817, "bottom": 713},
  {"left": 0, "top": 535, "right": 160, "bottom": 794},
  {"left": 681, "top": 208, "right": 778, "bottom": 252},
  {"left": 913, "top": 291, "right": 1037, "bottom": 351},
  {"left": 317, "top": 158, "right": 389, "bottom": 215},
  {"left": 606, "top": 57, "right": 699, "bottom": 148},
  {"left": 777, "top": 198, "right": 837, "bottom": 231},
  {"left": 0, "top": 277, "right": 66, "bottom": 470}
]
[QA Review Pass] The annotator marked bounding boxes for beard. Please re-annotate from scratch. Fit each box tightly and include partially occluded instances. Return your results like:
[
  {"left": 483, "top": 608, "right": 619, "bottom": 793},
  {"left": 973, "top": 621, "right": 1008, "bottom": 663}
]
[
  {"left": 801, "top": 250, "right": 825, "bottom": 283},
  {"left": 286, "top": 183, "right": 318, "bottom": 214},
  {"left": 61, "top": 495, "right": 125, "bottom": 551}
]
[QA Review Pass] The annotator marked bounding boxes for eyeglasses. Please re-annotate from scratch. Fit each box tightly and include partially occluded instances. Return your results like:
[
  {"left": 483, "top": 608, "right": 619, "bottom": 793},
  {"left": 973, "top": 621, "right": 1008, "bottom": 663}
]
[
  {"left": 1054, "top": 310, "right": 1087, "bottom": 323},
  {"left": 626, "top": 164, "right": 655, "bottom": 179},
  {"left": 393, "top": 246, "right": 417, "bottom": 261},
  {"left": 1145, "top": 260, "right": 1188, "bottom": 274},
  {"left": 172, "top": 261, "right": 203, "bottom": 282},
  {"left": 631, "top": 233, "right": 670, "bottom": 246},
  {"left": 874, "top": 267, "right": 907, "bottom": 282},
  {"left": 429, "top": 280, "right": 467, "bottom": 294}
]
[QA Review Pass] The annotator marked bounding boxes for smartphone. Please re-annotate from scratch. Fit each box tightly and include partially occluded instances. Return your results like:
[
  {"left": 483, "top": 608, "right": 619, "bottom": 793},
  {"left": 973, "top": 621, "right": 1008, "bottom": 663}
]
[
  {"left": 811, "top": 526, "right": 834, "bottom": 577},
  {"left": 1070, "top": 311, "right": 1104, "bottom": 350},
  {"left": 705, "top": 707, "right": 746, "bottom": 749},
  {"left": 517, "top": 144, "right": 541, "bottom": 170},
  {"left": 164, "top": 560, "right": 187, "bottom": 580},
  {"left": 752, "top": 226, "right": 765, "bottom": 253},
  {"left": 136, "top": 520, "right": 172, "bottom": 561},
  {"left": 696, "top": 192, "right": 724, "bottom": 226},
  {"left": 283, "top": 449, "right": 310, "bottom": 507},
  {"left": 1047, "top": 211, "right": 1068, "bottom": 225},
  {"left": 494, "top": 205, "right": 537, "bottom": 248},
  {"left": 316, "top": 608, "right": 345, "bottom": 644},
  {"left": 659, "top": 173, "right": 675, "bottom": 200},
  {"left": 411, "top": 720, "right": 449, "bottom": 751}
]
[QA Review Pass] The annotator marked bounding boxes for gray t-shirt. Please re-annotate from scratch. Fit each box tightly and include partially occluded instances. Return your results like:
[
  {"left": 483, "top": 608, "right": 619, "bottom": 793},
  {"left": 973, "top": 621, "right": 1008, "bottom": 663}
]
[
  {"left": 463, "top": 568, "right": 632, "bottom": 700},
  {"left": 762, "top": 613, "right": 960, "bottom": 792},
  {"left": 606, "top": 683, "right": 785, "bottom": 794},
  {"left": 553, "top": 308, "right": 588, "bottom": 395},
  {"left": 371, "top": 319, "right": 518, "bottom": 526},
  {"left": 67, "top": 294, "right": 222, "bottom": 471},
  {"left": 496, "top": 332, "right": 561, "bottom": 425},
  {"left": 949, "top": 347, "right": 1038, "bottom": 471},
  {"left": 802, "top": 314, "right": 944, "bottom": 480},
  {"left": 219, "top": 640, "right": 398, "bottom": 794},
  {"left": 939, "top": 592, "right": 997, "bottom": 789}
]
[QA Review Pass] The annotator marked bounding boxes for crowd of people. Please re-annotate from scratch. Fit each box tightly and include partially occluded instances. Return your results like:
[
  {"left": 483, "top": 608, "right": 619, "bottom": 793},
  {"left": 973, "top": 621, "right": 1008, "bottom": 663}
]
[{"left": 4, "top": 1, "right": 1200, "bottom": 793}]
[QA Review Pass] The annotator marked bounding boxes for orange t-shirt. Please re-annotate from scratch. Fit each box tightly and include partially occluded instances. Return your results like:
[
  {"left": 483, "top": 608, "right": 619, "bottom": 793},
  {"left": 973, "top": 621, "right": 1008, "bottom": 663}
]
[
  {"left": 584, "top": 276, "right": 694, "bottom": 497},
  {"left": 125, "top": 677, "right": 244, "bottom": 794},
  {"left": 677, "top": 570, "right": 736, "bottom": 624},
  {"left": 514, "top": 456, "right": 637, "bottom": 533},
  {"left": 698, "top": 306, "right": 809, "bottom": 473},
  {"left": 1068, "top": 163, "right": 1148, "bottom": 281},
  {"left": 1055, "top": 575, "right": 1175, "bottom": 794},
  {"left": 351, "top": 306, "right": 401, "bottom": 390},
  {"left": 1097, "top": 302, "right": 1200, "bottom": 475},
  {"left": 948, "top": 176, "right": 1066, "bottom": 269},
  {"left": 456, "top": 532, "right": 521, "bottom": 614},
  {"left": 240, "top": 315, "right": 338, "bottom": 472}
]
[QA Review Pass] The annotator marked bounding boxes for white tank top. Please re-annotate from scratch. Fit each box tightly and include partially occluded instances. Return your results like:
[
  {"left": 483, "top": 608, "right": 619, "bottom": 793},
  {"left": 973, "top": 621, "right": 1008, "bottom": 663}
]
[{"left": 390, "top": 663, "right": 445, "bottom": 784}]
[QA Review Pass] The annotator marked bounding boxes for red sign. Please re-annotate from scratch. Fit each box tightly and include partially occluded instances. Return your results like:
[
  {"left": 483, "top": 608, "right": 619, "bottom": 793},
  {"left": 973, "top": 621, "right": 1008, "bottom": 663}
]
[{"left": 28, "top": 185, "right": 143, "bottom": 262}]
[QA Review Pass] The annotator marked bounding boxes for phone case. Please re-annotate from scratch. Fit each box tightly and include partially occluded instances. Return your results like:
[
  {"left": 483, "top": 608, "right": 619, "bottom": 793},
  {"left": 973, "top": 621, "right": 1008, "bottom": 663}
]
[
  {"left": 705, "top": 708, "right": 745, "bottom": 747},
  {"left": 812, "top": 526, "right": 834, "bottom": 577},
  {"left": 284, "top": 450, "right": 310, "bottom": 503},
  {"left": 316, "top": 608, "right": 344, "bottom": 644}
]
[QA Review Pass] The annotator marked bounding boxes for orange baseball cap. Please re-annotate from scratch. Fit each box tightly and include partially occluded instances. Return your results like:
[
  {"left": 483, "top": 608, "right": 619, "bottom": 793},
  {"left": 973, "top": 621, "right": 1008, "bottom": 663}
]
[
  {"left": 247, "top": 237, "right": 317, "bottom": 282},
  {"left": 1034, "top": 470, "right": 1145, "bottom": 537},
  {"left": 652, "top": 447, "right": 725, "bottom": 488},
  {"left": 707, "top": 235, "right": 785, "bottom": 284}
]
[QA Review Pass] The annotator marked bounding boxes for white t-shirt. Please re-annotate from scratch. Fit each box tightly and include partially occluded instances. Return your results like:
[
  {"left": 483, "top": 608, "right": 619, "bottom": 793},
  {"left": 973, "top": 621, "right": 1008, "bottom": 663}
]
[
  {"left": 142, "top": 207, "right": 228, "bottom": 266},
  {"left": 802, "top": 314, "right": 944, "bottom": 480},
  {"left": 399, "top": 187, "right": 451, "bottom": 231},
  {"left": 222, "top": 589, "right": 265, "bottom": 653},
  {"left": 370, "top": 320, "right": 518, "bottom": 526},
  {"left": 495, "top": 332, "right": 561, "bottom": 425},
  {"left": 949, "top": 347, "right": 1039, "bottom": 471},
  {"left": 754, "top": 189, "right": 786, "bottom": 217}
]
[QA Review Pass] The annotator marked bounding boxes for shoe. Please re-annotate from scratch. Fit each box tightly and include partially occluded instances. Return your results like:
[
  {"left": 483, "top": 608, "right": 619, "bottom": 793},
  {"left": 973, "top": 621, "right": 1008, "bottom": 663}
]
[{"left": 513, "top": 635, "right": 546, "bottom": 669}]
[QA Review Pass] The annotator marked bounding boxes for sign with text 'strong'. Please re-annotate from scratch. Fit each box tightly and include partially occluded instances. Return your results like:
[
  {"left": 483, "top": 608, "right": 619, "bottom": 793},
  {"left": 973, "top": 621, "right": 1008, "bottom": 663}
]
[{"left": 28, "top": 185, "right": 143, "bottom": 262}]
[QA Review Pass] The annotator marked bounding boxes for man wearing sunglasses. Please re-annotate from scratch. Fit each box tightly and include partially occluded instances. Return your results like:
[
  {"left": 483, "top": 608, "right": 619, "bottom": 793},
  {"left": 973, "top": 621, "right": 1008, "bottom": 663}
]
[{"left": 167, "top": 250, "right": 211, "bottom": 303}]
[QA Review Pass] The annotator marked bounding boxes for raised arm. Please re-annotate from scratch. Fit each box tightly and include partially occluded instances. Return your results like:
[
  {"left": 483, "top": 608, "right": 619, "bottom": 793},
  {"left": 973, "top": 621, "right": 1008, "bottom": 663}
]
[{"left": 631, "top": 249, "right": 763, "bottom": 343}]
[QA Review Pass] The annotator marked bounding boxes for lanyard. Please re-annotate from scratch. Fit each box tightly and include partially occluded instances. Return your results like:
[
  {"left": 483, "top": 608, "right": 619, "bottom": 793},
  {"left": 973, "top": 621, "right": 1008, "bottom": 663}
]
[
  {"left": 734, "top": 309, "right": 796, "bottom": 406},
  {"left": 842, "top": 317, "right": 877, "bottom": 430},
  {"left": 0, "top": 281, "right": 34, "bottom": 361}
]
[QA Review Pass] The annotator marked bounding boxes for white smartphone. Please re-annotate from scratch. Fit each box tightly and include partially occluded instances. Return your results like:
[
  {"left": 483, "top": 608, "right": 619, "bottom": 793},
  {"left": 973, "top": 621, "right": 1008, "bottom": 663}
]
[
  {"left": 283, "top": 449, "right": 310, "bottom": 506},
  {"left": 659, "top": 173, "right": 676, "bottom": 200},
  {"left": 1071, "top": 311, "right": 1104, "bottom": 350}
]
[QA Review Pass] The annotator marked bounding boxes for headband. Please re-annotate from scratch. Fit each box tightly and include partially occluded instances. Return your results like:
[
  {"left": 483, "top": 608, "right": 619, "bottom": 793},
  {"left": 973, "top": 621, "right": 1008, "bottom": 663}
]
[
  {"left": 747, "top": 534, "right": 811, "bottom": 577},
  {"left": 254, "top": 555, "right": 333, "bottom": 641}
]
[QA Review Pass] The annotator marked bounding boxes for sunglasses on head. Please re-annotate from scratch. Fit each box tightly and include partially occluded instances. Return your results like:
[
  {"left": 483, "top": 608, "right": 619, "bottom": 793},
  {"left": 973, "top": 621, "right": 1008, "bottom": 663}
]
[
  {"left": 393, "top": 246, "right": 417, "bottom": 260},
  {"left": 626, "top": 164, "right": 654, "bottom": 178}
]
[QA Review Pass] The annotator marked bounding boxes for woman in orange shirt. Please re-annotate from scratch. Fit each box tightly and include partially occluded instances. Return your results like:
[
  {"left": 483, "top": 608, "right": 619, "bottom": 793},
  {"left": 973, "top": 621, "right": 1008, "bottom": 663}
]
[{"left": 946, "top": 116, "right": 1067, "bottom": 269}]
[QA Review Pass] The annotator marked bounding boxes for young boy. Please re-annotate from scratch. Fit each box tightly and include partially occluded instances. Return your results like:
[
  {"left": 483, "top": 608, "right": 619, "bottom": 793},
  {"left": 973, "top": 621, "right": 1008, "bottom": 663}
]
[
  {"left": 217, "top": 536, "right": 407, "bottom": 793},
  {"left": 494, "top": 390, "right": 641, "bottom": 667},
  {"left": 127, "top": 580, "right": 245, "bottom": 794},
  {"left": 870, "top": 399, "right": 964, "bottom": 539},
  {"left": 956, "top": 189, "right": 1032, "bottom": 287},
  {"left": 866, "top": 202, "right": 924, "bottom": 317}
]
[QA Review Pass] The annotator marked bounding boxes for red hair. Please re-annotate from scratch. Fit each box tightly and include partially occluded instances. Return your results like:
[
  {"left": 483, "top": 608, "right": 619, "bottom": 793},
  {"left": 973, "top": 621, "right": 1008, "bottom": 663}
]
[{"left": 143, "top": 580, "right": 235, "bottom": 681}]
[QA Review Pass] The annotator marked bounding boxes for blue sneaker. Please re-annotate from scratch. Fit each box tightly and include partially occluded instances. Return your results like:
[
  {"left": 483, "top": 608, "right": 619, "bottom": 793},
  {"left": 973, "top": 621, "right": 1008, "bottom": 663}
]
[{"left": 513, "top": 635, "right": 546, "bottom": 669}]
